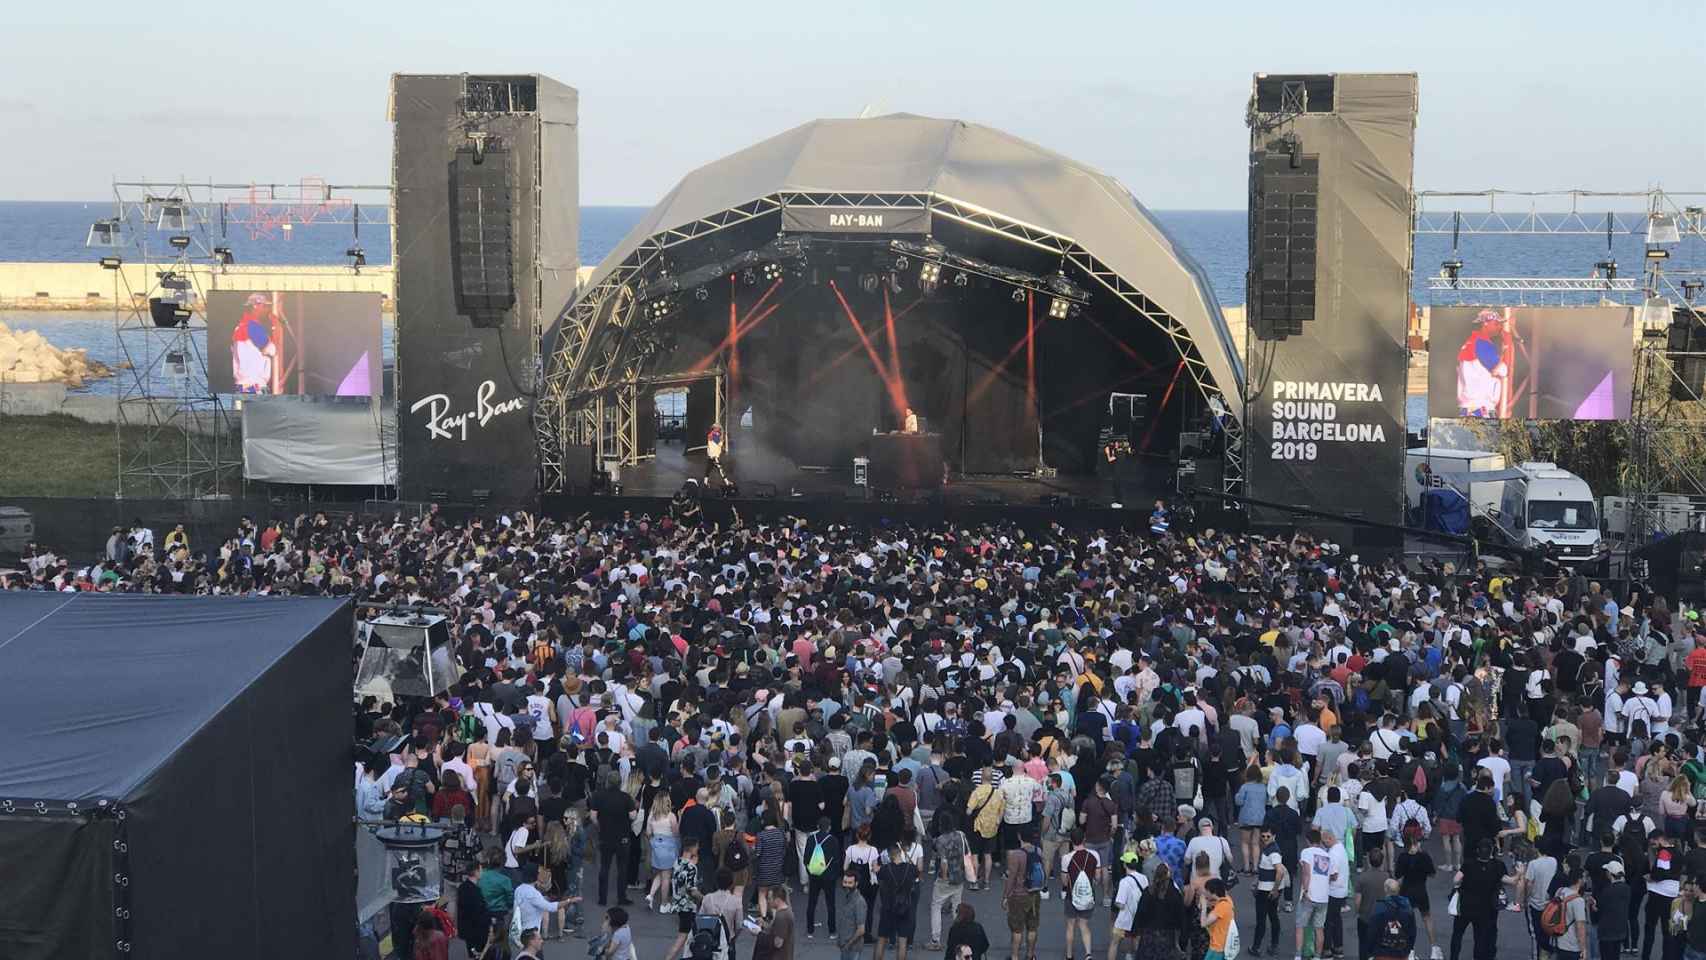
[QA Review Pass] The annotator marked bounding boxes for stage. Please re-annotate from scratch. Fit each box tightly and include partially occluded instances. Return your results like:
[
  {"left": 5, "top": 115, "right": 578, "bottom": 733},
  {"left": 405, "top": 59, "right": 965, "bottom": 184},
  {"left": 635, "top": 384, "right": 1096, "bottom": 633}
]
[{"left": 610, "top": 437, "right": 1172, "bottom": 507}]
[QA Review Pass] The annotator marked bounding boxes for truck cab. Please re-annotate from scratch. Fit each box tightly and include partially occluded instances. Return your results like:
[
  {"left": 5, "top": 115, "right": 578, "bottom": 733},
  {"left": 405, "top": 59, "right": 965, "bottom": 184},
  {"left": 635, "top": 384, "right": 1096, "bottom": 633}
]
[{"left": 1496, "top": 462, "right": 1601, "bottom": 563}]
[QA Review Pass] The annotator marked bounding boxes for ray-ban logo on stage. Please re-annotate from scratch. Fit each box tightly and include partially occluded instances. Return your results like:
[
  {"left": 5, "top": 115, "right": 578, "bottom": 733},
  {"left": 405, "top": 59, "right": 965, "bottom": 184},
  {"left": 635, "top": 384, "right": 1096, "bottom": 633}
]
[{"left": 409, "top": 379, "right": 526, "bottom": 441}]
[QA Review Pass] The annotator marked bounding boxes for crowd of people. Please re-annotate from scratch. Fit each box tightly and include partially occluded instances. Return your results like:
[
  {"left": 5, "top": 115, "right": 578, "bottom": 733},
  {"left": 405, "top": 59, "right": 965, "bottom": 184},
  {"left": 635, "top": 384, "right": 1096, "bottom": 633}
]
[{"left": 20, "top": 500, "right": 1706, "bottom": 960}]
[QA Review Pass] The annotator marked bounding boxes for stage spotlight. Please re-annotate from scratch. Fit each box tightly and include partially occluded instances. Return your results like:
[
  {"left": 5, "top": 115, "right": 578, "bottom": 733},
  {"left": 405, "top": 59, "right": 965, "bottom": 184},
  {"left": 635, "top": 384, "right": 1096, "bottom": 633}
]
[
  {"left": 99, "top": 256, "right": 123, "bottom": 270},
  {"left": 694, "top": 286, "right": 710, "bottom": 302},
  {"left": 167, "top": 235, "right": 192, "bottom": 251},
  {"left": 157, "top": 271, "right": 190, "bottom": 292},
  {"left": 888, "top": 273, "right": 902, "bottom": 294},
  {"left": 646, "top": 296, "right": 678, "bottom": 321},
  {"left": 1048, "top": 297, "right": 1071, "bottom": 320},
  {"left": 763, "top": 262, "right": 781, "bottom": 282},
  {"left": 213, "top": 245, "right": 235, "bottom": 266},
  {"left": 346, "top": 246, "right": 367, "bottom": 273},
  {"left": 1595, "top": 259, "right": 1618, "bottom": 282},
  {"left": 1011, "top": 287, "right": 1026, "bottom": 303},
  {"left": 86, "top": 219, "right": 122, "bottom": 248},
  {"left": 859, "top": 273, "right": 880, "bottom": 294},
  {"left": 742, "top": 268, "right": 757, "bottom": 285},
  {"left": 919, "top": 262, "right": 941, "bottom": 284},
  {"left": 894, "top": 255, "right": 911, "bottom": 272},
  {"left": 1646, "top": 248, "right": 1671, "bottom": 261},
  {"left": 1440, "top": 258, "right": 1464, "bottom": 287},
  {"left": 148, "top": 297, "right": 190, "bottom": 328},
  {"left": 1683, "top": 280, "right": 1704, "bottom": 302},
  {"left": 156, "top": 203, "right": 189, "bottom": 231},
  {"left": 952, "top": 271, "right": 968, "bottom": 287}
]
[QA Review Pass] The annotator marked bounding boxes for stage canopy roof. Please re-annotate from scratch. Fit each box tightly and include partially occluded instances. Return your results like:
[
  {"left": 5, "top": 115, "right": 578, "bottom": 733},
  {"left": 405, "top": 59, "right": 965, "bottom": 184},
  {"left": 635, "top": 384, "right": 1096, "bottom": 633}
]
[{"left": 563, "top": 114, "right": 1242, "bottom": 409}]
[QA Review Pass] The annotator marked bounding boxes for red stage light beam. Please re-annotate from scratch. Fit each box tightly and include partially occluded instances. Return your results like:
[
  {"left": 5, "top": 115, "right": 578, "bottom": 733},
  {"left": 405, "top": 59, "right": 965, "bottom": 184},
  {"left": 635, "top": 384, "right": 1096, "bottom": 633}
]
[
  {"left": 1025, "top": 289, "right": 1036, "bottom": 422},
  {"left": 966, "top": 293, "right": 1056, "bottom": 407},
  {"left": 882, "top": 287, "right": 910, "bottom": 414},
  {"left": 689, "top": 278, "right": 784, "bottom": 373},
  {"left": 1139, "top": 359, "right": 1188, "bottom": 452},
  {"left": 829, "top": 280, "right": 908, "bottom": 418}
]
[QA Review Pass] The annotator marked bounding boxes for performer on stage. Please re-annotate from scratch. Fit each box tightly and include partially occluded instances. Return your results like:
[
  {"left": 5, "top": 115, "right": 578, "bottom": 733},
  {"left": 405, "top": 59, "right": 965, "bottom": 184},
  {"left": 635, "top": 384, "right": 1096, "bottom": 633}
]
[
  {"left": 902, "top": 406, "right": 919, "bottom": 434},
  {"left": 1455, "top": 308, "right": 1514, "bottom": 418},
  {"left": 704, "top": 424, "right": 729, "bottom": 485},
  {"left": 231, "top": 293, "right": 280, "bottom": 395},
  {"left": 1102, "top": 437, "right": 1130, "bottom": 507}
]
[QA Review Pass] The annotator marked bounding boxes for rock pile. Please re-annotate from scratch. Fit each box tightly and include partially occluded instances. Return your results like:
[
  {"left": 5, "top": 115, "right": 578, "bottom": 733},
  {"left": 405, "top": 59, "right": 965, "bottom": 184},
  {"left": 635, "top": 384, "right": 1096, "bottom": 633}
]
[{"left": 0, "top": 322, "right": 113, "bottom": 387}]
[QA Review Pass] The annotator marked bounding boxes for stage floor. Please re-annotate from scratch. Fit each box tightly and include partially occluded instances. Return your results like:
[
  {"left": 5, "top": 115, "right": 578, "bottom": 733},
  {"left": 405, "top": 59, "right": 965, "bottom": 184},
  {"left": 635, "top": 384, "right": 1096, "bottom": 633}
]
[{"left": 620, "top": 440, "right": 1157, "bottom": 507}]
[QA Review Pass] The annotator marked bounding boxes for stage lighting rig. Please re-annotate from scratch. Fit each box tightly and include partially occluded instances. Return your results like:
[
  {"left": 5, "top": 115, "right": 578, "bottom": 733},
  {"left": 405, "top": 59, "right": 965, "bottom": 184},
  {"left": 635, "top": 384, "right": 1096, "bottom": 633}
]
[
  {"left": 742, "top": 268, "right": 757, "bottom": 285},
  {"left": 860, "top": 273, "right": 880, "bottom": 294},
  {"left": 1683, "top": 280, "right": 1704, "bottom": 302},
  {"left": 1440, "top": 258, "right": 1464, "bottom": 287},
  {"left": 1011, "top": 288, "right": 1026, "bottom": 303},
  {"left": 952, "top": 270, "right": 968, "bottom": 287},
  {"left": 167, "top": 235, "right": 192, "bottom": 251},
  {"left": 213, "top": 245, "right": 235, "bottom": 266},
  {"left": 1647, "top": 248, "right": 1671, "bottom": 261},
  {"left": 1048, "top": 297, "right": 1071, "bottom": 320},
  {"left": 763, "top": 262, "right": 782, "bottom": 282},
  {"left": 1595, "top": 259, "right": 1618, "bottom": 283},
  {"left": 85, "top": 218, "right": 122, "bottom": 248},
  {"left": 346, "top": 245, "right": 368, "bottom": 273},
  {"left": 645, "top": 296, "right": 679, "bottom": 321},
  {"left": 919, "top": 262, "right": 941, "bottom": 284},
  {"left": 99, "top": 256, "right": 123, "bottom": 270},
  {"left": 695, "top": 287, "right": 710, "bottom": 302}
]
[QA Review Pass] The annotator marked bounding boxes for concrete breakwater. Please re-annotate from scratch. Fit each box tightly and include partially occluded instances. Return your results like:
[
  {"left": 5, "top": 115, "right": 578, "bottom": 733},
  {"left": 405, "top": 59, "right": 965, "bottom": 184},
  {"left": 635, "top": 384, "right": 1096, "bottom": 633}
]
[{"left": 0, "top": 261, "right": 395, "bottom": 311}]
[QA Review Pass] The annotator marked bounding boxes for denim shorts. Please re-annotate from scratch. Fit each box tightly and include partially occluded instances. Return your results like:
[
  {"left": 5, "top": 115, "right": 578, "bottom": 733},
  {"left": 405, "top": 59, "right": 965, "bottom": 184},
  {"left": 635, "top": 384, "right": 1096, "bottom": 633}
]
[{"left": 1298, "top": 898, "right": 1330, "bottom": 928}]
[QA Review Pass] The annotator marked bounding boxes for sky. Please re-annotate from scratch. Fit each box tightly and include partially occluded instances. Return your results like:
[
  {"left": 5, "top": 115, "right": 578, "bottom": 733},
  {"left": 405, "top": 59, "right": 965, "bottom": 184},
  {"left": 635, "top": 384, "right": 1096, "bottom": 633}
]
[{"left": 2, "top": 0, "right": 1702, "bottom": 208}]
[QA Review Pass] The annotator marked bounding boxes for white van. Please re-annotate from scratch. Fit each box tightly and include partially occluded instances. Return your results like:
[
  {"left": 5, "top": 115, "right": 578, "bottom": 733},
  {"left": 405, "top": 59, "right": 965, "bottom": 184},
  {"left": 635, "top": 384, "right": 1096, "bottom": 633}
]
[{"left": 1494, "top": 462, "right": 1601, "bottom": 563}]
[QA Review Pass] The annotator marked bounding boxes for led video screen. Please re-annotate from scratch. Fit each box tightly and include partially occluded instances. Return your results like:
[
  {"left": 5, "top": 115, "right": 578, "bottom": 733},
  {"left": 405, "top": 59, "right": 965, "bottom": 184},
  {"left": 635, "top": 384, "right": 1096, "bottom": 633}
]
[
  {"left": 1428, "top": 305, "right": 1633, "bottom": 421},
  {"left": 207, "top": 290, "right": 382, "bottom": 397}
]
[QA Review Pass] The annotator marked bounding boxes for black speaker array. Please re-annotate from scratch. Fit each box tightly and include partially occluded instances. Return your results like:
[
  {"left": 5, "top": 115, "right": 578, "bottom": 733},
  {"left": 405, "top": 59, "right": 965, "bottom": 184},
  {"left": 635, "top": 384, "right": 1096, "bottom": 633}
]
[
  {"left": 1668, "top": 308, "right": 1706, "bottom": 401},
  {"left": 449, "top": 146, "right": 517, "bottom": 326},
  {"left": 1248, "top": 146, "right": 1318, "bottom": 341}
]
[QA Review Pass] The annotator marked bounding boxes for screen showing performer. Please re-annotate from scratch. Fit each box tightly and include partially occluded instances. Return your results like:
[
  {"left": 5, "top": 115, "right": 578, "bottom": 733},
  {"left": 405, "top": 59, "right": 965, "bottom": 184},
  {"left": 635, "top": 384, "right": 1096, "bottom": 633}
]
[
  {"left": 1427, "top": 305, "right": 1633, "bottom": 421},
  {"left": 207, "top": 290, "right": 382, "bottom": 397}
]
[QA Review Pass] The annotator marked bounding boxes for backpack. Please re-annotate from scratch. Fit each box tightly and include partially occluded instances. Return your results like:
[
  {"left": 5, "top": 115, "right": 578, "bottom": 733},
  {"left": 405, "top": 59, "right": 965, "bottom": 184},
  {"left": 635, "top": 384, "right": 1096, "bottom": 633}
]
[
  {"left": 456, "top": 713, "right": 484, "bottom": 744},
  {"left": 1224, "top": 918, "right": 1243, "bottom": 960},
  {"left": 1069, "top": 850, "right": 1096, "bottom": 911},
  {"left": 807, "top": 833, "right": 830, "bottom": 877},
  {"left": 724, "top": 835, "right": 750, "bottom": 873},
  {"left": 940, "top": 832, "right": 967, "bottom": 885},
  {"left": 1539, "top": 892, "right": 1581, "bottom": 937},
  {"left": 688, "top": 914, "right": 729, "bottom": 960},
  {"left": 1025, "top": 846, "right": 1046, "bottom": 892},
  {"left": 1056, "top": 798, "right": 1079, "bottom": 835}
]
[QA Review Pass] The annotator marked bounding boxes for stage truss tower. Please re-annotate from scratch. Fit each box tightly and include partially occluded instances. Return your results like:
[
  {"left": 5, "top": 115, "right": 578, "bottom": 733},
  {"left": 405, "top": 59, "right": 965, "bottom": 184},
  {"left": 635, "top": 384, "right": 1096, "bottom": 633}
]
[
  {"left": 92, "top": 179, "right": 393, "bottom": 498},
  {"left": 1414, "top": 187, "right": 1706, "bottom": 548}
]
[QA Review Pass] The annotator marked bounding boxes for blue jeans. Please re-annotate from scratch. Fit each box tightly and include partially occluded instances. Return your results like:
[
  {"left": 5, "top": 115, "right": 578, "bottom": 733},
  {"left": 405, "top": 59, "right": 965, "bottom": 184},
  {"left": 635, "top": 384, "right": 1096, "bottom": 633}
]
[{"left": 1511, "top": 760, "right": 1535, "bottom": 808}]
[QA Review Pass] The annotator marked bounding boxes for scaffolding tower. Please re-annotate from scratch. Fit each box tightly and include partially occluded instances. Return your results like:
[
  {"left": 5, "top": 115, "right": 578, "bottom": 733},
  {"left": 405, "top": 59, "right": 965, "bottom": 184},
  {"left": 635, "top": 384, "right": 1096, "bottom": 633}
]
[
  {"left": 1414, "top": 187, "right": 1706, "bottom": 550},
  {"left": 88, "top": 178, "right": 395, "bottom": 499}
]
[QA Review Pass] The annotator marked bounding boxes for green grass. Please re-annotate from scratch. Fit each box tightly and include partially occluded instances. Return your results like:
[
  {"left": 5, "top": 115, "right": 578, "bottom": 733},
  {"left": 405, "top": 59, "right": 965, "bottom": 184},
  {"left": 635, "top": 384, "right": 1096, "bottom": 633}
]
[{"left": 0, "top": 413, "right": 239, "bottom": 498}]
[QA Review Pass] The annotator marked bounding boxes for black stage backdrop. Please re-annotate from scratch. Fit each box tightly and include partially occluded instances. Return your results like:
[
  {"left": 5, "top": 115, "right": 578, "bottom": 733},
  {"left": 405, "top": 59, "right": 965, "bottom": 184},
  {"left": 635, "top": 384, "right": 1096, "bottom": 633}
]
[
  {"left": 1244, "top": 74, "right": 1416, "bottom": 531},
  {"left": 649, "top": 276, "right": 1167, "bottom": 476}
]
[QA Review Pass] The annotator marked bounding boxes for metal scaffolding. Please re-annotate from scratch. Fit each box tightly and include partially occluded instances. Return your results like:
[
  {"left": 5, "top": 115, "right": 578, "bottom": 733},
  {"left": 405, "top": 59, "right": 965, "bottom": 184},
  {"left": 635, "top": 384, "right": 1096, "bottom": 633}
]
[
  {"left": 96, "top": 179, "right": 393, "bottom": 498},
  {"left": 1417, "top": 186, "right": 1706, "bottom": 548}
]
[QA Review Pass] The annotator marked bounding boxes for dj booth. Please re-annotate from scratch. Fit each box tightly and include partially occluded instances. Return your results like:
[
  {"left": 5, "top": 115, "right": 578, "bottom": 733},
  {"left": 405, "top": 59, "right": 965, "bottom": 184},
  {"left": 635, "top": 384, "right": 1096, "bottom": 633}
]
[{"left": 867, "top": 432, "right": 944, "bottom": 489}]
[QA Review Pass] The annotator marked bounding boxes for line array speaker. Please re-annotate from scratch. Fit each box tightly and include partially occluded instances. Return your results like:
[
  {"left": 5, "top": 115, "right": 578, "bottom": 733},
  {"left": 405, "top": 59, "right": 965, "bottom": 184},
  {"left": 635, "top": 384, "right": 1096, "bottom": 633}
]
[
  {"left": 449, "top": 146, "right": 517, "bottom": 325},
  {"left": 1249, "top": 145, "right": 1318, "bottom": 341}
]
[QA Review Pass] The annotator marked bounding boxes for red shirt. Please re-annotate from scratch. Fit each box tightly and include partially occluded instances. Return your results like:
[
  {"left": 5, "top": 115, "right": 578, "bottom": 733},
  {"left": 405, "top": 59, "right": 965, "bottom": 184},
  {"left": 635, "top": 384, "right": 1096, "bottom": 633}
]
[{"left": 1687, "top": 647, "right": 1706, "bottom": 688}]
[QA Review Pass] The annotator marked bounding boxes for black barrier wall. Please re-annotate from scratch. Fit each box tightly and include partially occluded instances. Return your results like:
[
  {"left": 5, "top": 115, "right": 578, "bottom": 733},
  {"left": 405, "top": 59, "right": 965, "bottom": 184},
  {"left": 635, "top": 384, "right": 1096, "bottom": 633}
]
[
  {"left": 1244, "top": 73, "right": 1416, "bottom": 529},
  {"left": 391, "top": 73, "right": 578, "bottom": 504}
]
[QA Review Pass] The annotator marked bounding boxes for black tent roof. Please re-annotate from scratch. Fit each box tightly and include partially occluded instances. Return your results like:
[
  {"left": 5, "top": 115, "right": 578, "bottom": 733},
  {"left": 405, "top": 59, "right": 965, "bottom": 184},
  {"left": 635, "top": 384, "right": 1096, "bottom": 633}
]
[{"left": 0, "top": 593, "right": 350, "bottom": 801}]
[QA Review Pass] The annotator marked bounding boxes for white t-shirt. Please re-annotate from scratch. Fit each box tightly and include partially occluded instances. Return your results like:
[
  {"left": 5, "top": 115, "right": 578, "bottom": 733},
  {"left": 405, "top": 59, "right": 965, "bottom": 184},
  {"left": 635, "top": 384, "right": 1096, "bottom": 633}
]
[
  {"left": 1175, "top": 708, "right": 1208, "bottom": 739},
  {"left": 1299, "top": 845, "right": 1334, "bottom": 903},
  {"left": 505, "top": 824, "right": 530, "bottom": 869},
  {"left": 1477, "top": 756, "right": 1512, "bottom": 800},
  {"left": 1185, "top": 835, "right": 1232, "bottom": 879},
  {"left": 1295, "top": 723, "right": 1327, "bottom": 759},
  {"left": 1114, "top": 872, "right": 1147, "bottom": 931},
  {"left": 1618, "top": 770, "right": 1639, "bottom": 797},
  {"left": 1357, "top": 790, "right": 1388, "bottom": 832},
  {"left": 525, "top": 694, "right": 555, "bottom": 740},
  {"left": 1327, "top": 843, "right": 1351, "bottom": 898}
]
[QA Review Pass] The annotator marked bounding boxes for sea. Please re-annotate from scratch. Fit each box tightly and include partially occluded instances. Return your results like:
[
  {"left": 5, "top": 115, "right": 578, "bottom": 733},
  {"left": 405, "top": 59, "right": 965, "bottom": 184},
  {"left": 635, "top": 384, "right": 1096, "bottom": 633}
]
[{"left": 2, "top": 200, "right": 1696, "bottom": 417}]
